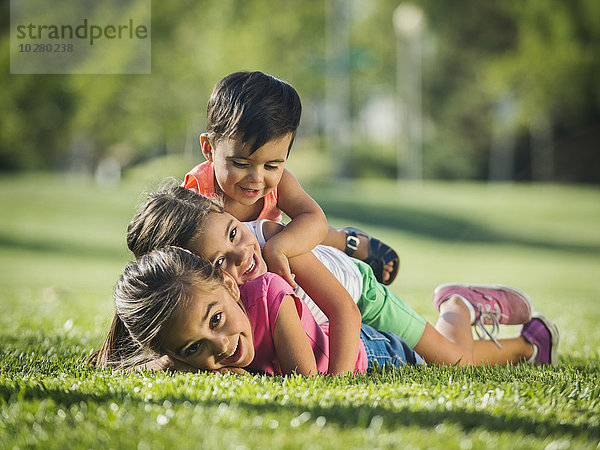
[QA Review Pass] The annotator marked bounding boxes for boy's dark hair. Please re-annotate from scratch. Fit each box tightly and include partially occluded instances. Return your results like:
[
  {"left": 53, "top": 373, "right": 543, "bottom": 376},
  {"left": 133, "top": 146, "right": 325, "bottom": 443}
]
[{"left": 206, "top": 71, "right": 302, "bottom": 154}]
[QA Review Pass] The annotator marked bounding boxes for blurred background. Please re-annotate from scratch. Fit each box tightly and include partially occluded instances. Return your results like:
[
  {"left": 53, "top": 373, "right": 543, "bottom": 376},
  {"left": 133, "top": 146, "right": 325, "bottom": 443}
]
[{"left": 2, "top": 0, "right": 599, "bottom": 183}]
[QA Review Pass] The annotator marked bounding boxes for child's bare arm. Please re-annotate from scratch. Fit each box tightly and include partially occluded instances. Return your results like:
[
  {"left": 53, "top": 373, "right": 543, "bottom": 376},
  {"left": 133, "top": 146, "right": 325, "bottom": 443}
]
[
  {"left": 273, "top": 294, "right": 318, "bottom": 376},
  {"left": 289, "top": 251, "right": 361, "bottom": 375},
  {"left": 263, "top": 220, "right": 362, "bottom": 375},
  {"left": 262, "top": 169, "right": 328, "bottom": 287}
]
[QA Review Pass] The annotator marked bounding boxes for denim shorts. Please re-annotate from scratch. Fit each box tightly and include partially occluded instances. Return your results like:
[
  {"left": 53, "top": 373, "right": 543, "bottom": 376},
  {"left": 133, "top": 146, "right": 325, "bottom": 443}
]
[{"left": 360, "top": 324, "right": 425, "bottom": 371}]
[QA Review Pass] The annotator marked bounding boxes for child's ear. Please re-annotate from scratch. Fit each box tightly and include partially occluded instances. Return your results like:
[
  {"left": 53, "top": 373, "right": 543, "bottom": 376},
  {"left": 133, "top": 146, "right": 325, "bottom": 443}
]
[
  {"left": 222, "top": 271, "right": 240, "bottom": 298},
  {"left": 199, "top": 133, "right": 214, "bottom": 162}
]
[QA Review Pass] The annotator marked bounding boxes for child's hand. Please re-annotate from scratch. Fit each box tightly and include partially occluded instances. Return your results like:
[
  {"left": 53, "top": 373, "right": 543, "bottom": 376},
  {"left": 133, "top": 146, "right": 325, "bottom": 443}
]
[{"left": 262, "top": 244, "right": 297, "bottom": 289}]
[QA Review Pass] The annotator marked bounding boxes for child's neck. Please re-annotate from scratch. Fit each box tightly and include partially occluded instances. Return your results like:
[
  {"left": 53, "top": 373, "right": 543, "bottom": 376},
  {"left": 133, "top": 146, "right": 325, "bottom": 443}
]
[{"left": 221, "top": 193, "right": 265, "bottom": 222}]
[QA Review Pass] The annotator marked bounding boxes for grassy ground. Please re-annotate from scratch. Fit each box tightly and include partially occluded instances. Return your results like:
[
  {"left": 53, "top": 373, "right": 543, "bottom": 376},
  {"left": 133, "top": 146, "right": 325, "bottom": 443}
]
[{"left": 1, "top": 164, "right": 599, "bottom": 449}]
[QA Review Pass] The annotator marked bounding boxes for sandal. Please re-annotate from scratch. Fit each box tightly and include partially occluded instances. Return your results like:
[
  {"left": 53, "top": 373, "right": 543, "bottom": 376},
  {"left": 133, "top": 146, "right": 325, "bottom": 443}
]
[{"left": 340, "top": 227, "right": 400, "bottom": 285}]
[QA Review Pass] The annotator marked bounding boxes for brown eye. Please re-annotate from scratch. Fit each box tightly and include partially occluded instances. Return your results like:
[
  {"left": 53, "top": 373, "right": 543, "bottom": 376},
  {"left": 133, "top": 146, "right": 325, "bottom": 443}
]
[
  {"left": 210, "top": 313, "right": 222, "bottom": 328},
  {"left": 186, "top": 342, "right": 201, "bottom": 356}
]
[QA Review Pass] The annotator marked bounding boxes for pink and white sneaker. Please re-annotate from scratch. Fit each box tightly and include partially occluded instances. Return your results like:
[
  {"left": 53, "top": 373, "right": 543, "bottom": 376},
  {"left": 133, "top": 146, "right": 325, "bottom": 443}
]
[{"left": 433, "top": 283, "right": 534, "bottom": 347}]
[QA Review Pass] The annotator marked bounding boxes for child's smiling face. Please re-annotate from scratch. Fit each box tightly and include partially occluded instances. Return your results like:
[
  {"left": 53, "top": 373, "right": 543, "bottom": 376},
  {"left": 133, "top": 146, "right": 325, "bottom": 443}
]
[
  {"left": 189, "top": 211, "right": 268, "bottom": 285},
  {"left": 202, "top": 133, "right": 292, "bottom": 208},
  {"left": 162, "top": 275, "right": 254, "bottom": 371}
]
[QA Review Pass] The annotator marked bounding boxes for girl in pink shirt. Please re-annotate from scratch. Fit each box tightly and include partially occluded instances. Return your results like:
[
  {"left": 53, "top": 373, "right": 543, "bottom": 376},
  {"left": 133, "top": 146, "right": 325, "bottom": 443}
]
[
  {"left": 94, "top": 246, "right": 422, "bottom": 375},
  {"left": 240, "top": 271, "right": 425, "bottom": 375}
]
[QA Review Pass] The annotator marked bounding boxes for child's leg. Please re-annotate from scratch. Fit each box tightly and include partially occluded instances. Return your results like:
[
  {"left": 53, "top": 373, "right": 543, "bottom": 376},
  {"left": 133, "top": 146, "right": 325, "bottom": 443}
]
[
  {"left": 353, "top": 260, "right": 426, "bottom": 348},
  {"left": 353, "top": 266, "right": 538, "bottom": 367},
  {"left": 432, "top": 283, "right": 534, "bottom": 351},
  {"left": 322, "top": 227, "right": 397, "bottom": 284},
  {"left": 321, "top": 227, "right": 349, "bottom": 254},
  {"left": 433, "top": 296, "right": 474, "bottom": 351},
  {"left": 436, "top": 296, "right": 534, "bottom": 365},
  {"left": 414, "top": 296, "right": 534, "bottom": 366},
  {"left": 415, "top": 324, "right": 534, "bottom": 367},
  {"left": 472, "top": 337, "right": 533, "bottom": 365}
]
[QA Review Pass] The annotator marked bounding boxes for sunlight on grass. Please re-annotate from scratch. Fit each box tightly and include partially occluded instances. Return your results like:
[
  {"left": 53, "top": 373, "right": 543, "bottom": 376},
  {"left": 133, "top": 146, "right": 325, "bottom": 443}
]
[{"left": 1, "top": 169, "right": 599, "bottom": 448}]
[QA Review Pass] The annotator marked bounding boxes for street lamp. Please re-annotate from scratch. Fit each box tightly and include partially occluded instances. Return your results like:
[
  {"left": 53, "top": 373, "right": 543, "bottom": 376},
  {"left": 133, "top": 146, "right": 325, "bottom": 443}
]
[{"left": 393, "top": 4, "right": 425, "bottom": 182}]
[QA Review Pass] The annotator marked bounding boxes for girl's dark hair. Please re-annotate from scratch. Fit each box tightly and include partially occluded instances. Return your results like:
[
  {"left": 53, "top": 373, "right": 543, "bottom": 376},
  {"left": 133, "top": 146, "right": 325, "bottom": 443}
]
[
  {"left": 206, "top": 71, "right": 302, "bottom": 154},
  {"left": 91, "top": 186, "right": 224, "bottom": 369},
  {"left": 89, "top": 247, "right": 223, "bottom": 369},
  {"left": 127, "top": 184, "right": 223, "bottom": 258}
]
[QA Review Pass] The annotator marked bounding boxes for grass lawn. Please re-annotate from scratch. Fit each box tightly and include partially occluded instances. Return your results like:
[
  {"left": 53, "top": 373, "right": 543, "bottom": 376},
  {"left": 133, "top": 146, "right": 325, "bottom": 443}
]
[{"left": 1, "top": 163, "right": 599, "bottom": 449}]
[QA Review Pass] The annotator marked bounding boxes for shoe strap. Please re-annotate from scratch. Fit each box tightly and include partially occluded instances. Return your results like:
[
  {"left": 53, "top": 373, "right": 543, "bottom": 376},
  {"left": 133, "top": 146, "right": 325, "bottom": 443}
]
[{"left": 344, "top": 231, "right": 360, "bottom": 256}]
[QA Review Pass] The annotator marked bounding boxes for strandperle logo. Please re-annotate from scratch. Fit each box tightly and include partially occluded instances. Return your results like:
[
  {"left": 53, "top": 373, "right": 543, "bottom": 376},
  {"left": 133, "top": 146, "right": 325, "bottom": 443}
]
[
  {"left": 15, "top": 18, "right": 149, "bottom": 46},
  {"left": 10, "top": 0, "right": 151, "bottom": 74}
]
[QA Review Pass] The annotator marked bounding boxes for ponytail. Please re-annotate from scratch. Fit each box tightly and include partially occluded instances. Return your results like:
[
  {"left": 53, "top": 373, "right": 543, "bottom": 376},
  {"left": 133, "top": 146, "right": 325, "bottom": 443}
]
[
  {"left": 90, "top": 247, "right": 223, "bottom": 370},
  {"left": 88, "top": 313, "right": 149, "bottom": 369}
]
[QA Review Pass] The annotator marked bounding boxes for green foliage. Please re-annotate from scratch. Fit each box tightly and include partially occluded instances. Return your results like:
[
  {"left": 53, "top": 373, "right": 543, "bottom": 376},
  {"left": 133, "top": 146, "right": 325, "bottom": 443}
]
[
  {"left": 485, "top": 0, "right": 600, "bottom": 124},
  {"left": 1, "top": 173, "right": 599, "bottom": 447},
  {"left": 2, "top": 0, "right": 327, "bottom": 171},
  {"left": 2, "top": 1, "right": 599, "bottom": 181},
  {"left": 420, "top": 0, "right": 600, "bottom": 181}
]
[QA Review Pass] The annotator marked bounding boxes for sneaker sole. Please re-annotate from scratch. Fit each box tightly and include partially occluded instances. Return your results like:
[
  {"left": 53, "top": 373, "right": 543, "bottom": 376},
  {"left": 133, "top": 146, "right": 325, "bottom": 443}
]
[
  {"left": 530, "top": 312, "right": 560, "bottom": 367},
  {"left": 433, "top": 283, "right": 534, "bottom": 322}
]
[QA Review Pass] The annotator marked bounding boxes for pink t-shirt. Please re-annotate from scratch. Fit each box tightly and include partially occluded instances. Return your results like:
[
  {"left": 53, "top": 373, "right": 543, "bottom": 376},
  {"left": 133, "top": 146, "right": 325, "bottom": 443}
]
[
  {"left": 183, "top": 161, "right": 283, "bottom": 222},
  {"left": 240, "top": 273, "right": 368, "bottom": 375}
]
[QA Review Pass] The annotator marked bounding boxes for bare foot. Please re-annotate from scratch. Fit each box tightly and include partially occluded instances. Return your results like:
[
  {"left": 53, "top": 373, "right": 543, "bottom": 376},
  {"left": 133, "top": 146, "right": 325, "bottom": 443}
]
[
  {"left": 322, "top": 227, "right": 397, "bottom": 284},
  {"left": 352, "top": 234, "right": 394, "bottom": 283}
]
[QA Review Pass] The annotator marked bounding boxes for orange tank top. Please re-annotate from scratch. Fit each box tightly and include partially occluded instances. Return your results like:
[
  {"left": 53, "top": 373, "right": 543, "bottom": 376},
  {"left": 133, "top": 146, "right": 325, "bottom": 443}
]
[{"left": 183, "top": 161, "right": 283, "bottom": 222}]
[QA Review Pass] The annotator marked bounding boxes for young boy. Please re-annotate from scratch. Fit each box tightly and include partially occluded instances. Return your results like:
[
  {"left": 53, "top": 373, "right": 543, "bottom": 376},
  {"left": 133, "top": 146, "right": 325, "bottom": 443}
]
[{"left": 184, "top": 71, "right": 399, "bottom": 287}]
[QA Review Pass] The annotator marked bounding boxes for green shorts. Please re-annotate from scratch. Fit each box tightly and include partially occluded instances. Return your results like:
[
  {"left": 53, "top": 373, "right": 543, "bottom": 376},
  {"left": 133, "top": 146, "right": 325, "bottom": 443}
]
[{"left": 353, "top": 260, "right": 426, "bottom": 348}]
